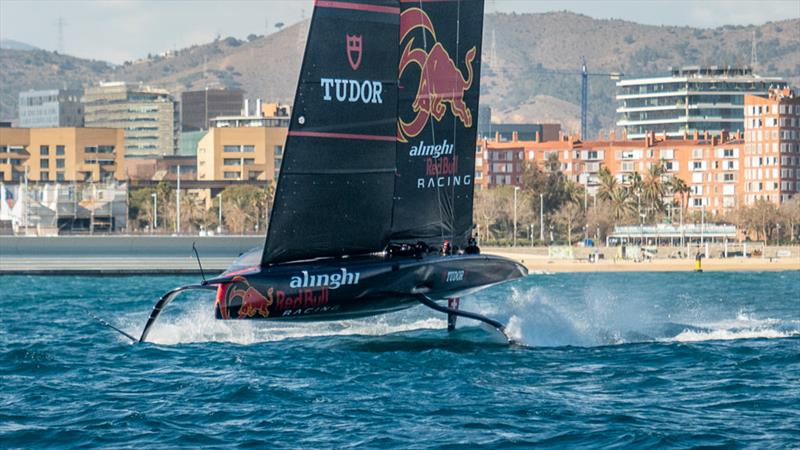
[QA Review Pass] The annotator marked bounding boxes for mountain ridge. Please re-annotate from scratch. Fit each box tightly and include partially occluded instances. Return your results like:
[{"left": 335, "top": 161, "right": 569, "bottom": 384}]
[{"left": 1, "top": 11, "right": 798, "bottom": 134}]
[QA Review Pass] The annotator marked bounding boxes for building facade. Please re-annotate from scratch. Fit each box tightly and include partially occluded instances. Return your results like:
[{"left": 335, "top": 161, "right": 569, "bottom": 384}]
[
  {"left": 82, "top": 82, "right": 178, "bottom": 157},
  {"left": 617, "top": 67, "right": 785, "bottom": 140},
  {"left": 18, "top": 89, "right": 84, "bottom": 128},
  {"left": 477, "top": 129, "right": 750, "bottom": 215},
  {"left": 197, "top": 118, "right": 287, "bottom": 183},
  {"left": 180, "top": 89, "right": 243, "bottom": 131},
  {"left": 743, "top": 87, "right": 800, "bottom": 205},
  {"left": 0, "top": 127, "right": 125, "bottom": 182}
]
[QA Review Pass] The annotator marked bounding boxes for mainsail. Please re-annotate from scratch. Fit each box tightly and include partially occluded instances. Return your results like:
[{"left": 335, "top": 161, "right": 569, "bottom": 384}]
[
  {"left": 391, "top": 0, "right": 484, "bottom": 249},
  {"left": 263, "top": 0, "right": 484, "bottom": 265},
  {"left": 263, "top": 0, "right": 401, "bottom": 264}
]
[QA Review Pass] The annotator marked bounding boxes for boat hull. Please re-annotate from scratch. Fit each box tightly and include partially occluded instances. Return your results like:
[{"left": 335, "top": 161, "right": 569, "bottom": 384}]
[{"left": 210, "top": 253, "right": 527, "bottom": 322}]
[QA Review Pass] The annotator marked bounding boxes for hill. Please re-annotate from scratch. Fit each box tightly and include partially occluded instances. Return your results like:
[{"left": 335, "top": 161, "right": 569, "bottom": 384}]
[{"left": 1, "top": 12, "right": 798, "bottom": 135}]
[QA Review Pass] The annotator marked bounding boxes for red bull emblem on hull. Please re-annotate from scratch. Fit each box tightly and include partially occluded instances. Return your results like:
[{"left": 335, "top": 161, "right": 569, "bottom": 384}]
[
  {"left": 218, "top": 276, "right": 274, "bottom": 319},
  {"left": 397, "top": 7, "right": 476, "bottom": 142}
]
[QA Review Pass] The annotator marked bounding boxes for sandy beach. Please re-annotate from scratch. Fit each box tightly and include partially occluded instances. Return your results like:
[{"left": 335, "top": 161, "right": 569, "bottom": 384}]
[{"left": 485, "top": 248, "right": 800, "bottom": 273}]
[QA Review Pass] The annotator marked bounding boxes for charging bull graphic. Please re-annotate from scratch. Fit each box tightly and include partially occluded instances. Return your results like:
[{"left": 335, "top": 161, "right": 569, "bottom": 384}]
[
  {"left": 217, "top": 276, "right": 273, "bottom": 319},
  {"left": 398, "top": 7, "right": 476, "bottom": 142}
]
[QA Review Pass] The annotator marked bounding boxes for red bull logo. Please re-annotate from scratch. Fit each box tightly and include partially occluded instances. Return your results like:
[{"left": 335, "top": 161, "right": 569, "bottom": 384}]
[
  {"left": 398, "top": 7, "right": 476, "bottom": 142},
  {"left": 218, "top": 276, "right": 274, "bottom": 319}
]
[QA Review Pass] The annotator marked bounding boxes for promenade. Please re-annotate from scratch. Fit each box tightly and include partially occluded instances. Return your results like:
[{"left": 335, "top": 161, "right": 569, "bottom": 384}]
[{"left": 1, "top": 236, "right": 797, "bottom": 274}]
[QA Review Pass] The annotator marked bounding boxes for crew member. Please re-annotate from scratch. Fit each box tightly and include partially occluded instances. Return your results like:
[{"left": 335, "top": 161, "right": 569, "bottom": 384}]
[{"left": 465, "top": 235, "right": 480, "bottom": 254}]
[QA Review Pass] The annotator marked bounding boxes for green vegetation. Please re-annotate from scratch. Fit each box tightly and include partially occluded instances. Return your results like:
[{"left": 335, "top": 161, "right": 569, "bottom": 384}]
[{"left": 473, "top": 161, "right": 800, "bottom": 246}]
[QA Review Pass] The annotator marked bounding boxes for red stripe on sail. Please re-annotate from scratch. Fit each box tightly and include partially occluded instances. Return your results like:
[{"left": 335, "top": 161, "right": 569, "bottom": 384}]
[
  {"left": 315, "top": 0, "right": 401, "bottom": 14},
  {"left": 289, "top": 131, "right": 397, "bottom": 142}
]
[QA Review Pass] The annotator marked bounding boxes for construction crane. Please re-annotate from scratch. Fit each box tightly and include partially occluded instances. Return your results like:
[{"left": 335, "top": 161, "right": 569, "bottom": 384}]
[{"left": 529, "top": 59, "right": 623, "bottom": 139}]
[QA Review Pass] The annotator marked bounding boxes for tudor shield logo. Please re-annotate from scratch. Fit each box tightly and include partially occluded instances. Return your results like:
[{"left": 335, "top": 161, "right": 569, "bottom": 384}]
[
  {"left": 397, "top": 7, "right": 476, "bottom": 142},
  {"left": 346, "top": 34, "right": 362, "bottom": 70}
]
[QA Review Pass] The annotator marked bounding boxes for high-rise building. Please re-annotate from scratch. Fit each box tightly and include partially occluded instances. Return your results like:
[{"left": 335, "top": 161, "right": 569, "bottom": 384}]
[
  {"left": 18, "top": 89, "right": 83, "bottom": 128},
  {"left": 743, "top": 87, "right": 800, "bottom": 205},
  {"left": 180, "top": 89, "right": 244, "bottom": 131},
  {"left": 82, "top": 82, "right": 178, "bottom": 157},
  {"left": 617, "top": 67, "right": 785, "bottom": 140}
]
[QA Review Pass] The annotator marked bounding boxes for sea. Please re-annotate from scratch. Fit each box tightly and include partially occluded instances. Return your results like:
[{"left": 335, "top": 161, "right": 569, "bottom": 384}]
[{"left": 1, "top": 271, "right": 798, "bottom": 449}]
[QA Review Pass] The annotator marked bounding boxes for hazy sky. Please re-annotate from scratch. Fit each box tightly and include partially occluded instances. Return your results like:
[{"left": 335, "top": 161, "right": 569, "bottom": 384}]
[{"left": 1, "top": 0, "right": 798, "bottom": 64}]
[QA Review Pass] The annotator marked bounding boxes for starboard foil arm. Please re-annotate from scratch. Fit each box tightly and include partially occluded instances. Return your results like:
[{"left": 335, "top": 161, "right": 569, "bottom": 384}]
[
  {"left": 138, "top": 284, "right": 217, "bottom": 343},
  {"left": 414, "top": 294, "right": 514, "bottom": 344}
]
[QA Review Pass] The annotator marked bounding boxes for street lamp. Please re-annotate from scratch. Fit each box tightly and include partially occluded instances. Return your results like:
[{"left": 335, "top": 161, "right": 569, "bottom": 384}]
[
  {"left": 539, "top": 193, "right": 544, "bottom": 242},
  {"left": 151, "top": 192, "right": 158, "bottom": 230},
  {"left": 513, "top": 186, "right": 519, "bottom": 247}
]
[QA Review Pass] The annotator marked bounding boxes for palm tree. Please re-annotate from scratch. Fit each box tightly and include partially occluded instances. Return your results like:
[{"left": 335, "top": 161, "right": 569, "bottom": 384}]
[
  {"left": 608, "top": 186, "right": 632, "bottom": 224},
  {"left": 642, "top": 161, "right": 668, "bottom": 219},
  {"left": 597, "top": 166, "right": 618, "bottom": 202}
]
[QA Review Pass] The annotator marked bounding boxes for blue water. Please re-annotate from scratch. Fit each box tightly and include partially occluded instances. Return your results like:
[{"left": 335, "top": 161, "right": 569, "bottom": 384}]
[{"left": 1, "top": 272, "right": 799, "bottom": 448}]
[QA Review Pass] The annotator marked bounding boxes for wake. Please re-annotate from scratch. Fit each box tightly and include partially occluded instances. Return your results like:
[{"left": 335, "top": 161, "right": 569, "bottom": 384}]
[
  {"left": 479, "top": 286, "right": 800, "bottom": 347},
  {"left": 114, "top": 282, "right": 799, "bottom": 347}
]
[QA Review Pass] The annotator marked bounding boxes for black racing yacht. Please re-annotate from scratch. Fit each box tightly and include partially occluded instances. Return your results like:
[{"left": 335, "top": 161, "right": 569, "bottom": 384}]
[{"left": 118, "top": 0, "right": 527, "bottom": 343}]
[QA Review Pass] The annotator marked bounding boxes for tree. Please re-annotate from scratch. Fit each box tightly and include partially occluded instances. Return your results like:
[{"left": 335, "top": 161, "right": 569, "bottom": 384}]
[
  {"left": 642, "top": 161, "right": 667, "bottom": 219},
  {"left": 553, "top": 202, "right": 584, "bottom": 245},
  {"left": 597, "top": 166, "right": 618, "bottom": 202},
  {"left": 779, "top": 196, "right": 800, "bottom": 242}
]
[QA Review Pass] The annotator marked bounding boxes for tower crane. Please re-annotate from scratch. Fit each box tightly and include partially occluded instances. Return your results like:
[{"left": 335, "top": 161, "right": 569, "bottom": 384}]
[{"left": 529, "top": 58, "right": 623, "bottom": 140}]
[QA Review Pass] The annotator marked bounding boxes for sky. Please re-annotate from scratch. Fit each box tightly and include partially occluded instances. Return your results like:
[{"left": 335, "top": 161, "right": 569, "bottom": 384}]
[{"left": 1, "top": 0, "right": 798, "bottom": 64}]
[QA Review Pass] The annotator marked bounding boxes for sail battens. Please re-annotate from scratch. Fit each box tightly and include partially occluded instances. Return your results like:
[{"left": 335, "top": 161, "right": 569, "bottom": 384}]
[
  {"left": 288, "top": 131, "right": 397, "bottom": 142},
  {"left": 316, "top": 0, "right": 400, "bottom": 14}
]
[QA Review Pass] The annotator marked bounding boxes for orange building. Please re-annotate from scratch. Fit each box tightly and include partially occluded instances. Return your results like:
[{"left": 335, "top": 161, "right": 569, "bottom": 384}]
[
  {"left": 0, "top": 127, "right": 125, "bottom": 182},
  {"left": 477, "top": 129, "right": 746, "bottom": 215},
  {"left": 743, "top": 87, "right": 800, "bottom": 205}
]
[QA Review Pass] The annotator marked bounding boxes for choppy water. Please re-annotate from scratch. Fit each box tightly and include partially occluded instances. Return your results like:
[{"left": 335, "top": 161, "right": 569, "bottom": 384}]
[{"left": 1, "top": 271, "right": 799, "bottom": 448}]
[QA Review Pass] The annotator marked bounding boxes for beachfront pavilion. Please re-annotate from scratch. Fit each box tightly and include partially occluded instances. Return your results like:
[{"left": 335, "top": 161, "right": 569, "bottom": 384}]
[{"left": 608, "top": 224, "right": 737, "bottom": 248}]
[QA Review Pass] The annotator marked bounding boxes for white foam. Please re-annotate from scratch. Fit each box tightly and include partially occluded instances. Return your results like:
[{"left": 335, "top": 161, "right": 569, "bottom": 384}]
[
  {"left": 122, "top": 303, "right": 446, "bottom": 346},
  {"left": 668, "top": 328, "right": 794, "bottom": 343}
]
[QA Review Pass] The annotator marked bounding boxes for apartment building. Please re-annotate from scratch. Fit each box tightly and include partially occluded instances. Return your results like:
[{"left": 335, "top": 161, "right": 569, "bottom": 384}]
[
  {"left": 617, "top": 66, "right": 785, "bottom": 140},
  {"left": 0, "top": 127, "right": 125, "bottom": 182},
  {"left": 477, "top": 129, "right": 747, "bottom": 215},
  {"left": 83, "top": 82, "right": 178, "bottom": 157},
  {"left": 743, "top": 87, "right": 800, "bottom": 205},
  {"left": 18, "top": 89, "right": 84, "bottom": 128}
]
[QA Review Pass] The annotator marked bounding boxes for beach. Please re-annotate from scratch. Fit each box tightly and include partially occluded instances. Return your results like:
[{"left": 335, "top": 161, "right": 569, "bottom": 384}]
[{"left": 484, "top": 248, "right": 800, "bottom": 273}]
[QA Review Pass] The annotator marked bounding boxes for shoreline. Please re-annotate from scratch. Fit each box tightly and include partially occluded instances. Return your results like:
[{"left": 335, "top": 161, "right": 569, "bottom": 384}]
[{"left": 1, "top": 236, "right": 797, "bottom": 275}]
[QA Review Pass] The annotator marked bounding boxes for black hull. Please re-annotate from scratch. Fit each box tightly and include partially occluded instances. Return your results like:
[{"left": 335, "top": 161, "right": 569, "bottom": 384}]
[{"left": 208, "top": 253, "right": 527, "bottom": 322}]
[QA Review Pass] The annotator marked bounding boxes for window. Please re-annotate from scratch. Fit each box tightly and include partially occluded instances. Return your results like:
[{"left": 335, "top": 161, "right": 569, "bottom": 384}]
[
  {"left": 243, "top": 158, "right": 255, "bottom": 165},
  {"left": 97, "top": 145, "right": 114, "bottom": 153},
  {"left": 40, "top": 159, "right": 49, "bottom": 169},
  {"left": 224, "top": 171, "right": 239, "bottom": 179},
  {"left": 223, "top": 145, "right": 240, "bottom": 153},
  {"left": 41, "top": 171, "right": 49, "bottom": 181},
  {"left": 40, "top": 145, "right": 49, "bottom": 156},
  {"left": 224, "top": 158, "right": 241, "bottom": 166},
  {"left": 85, "top": 146, "right": 97, "bottom": 153},
  {"left": 248, "top": 171, "right": 262, "bottom": 180},
  {"left": 56, "top": 145, "right": 65, "bottom": 156},
  {"left": 56, "top": 172, "right": 65, "bottom": 181},
  {"left": 242, "top": 145, "right": 255, "bottom": 153},
  {"left": 56, "top": 159, "right": 65, "bottom": 169},
  {"left": 722, "top": 173, "right": 735, "bottom": 182}
]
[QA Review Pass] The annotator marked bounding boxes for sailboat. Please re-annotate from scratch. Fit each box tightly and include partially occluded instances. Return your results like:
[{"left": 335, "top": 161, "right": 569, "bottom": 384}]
[{"left": 123, "top": 0, "right": 527, "bottom": 343}]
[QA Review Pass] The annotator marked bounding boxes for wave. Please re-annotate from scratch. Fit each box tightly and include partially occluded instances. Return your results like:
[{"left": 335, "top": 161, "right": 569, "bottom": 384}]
[
  {"left": 473, "top": 287, "right": 800, "bottom": 347},
  {"left": 118, "top": 303, "right": 446, "bottom": 346}
]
